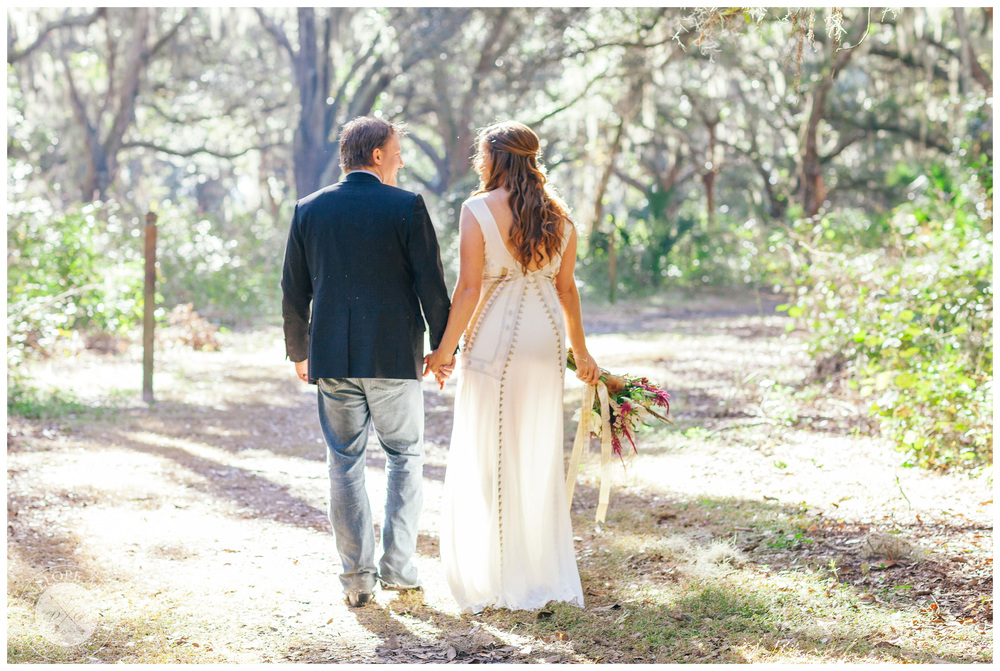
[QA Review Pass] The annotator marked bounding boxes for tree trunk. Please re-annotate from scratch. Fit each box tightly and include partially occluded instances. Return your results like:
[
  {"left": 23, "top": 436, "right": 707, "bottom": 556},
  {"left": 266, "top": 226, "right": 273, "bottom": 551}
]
[
  {"left": 291, "top": 8, "right": 333, "bottom": 196},
  {"left": 954, "top": 7, "right": 993, "bottom": 95},
  {"left": 57, "top": 8, "right": 186, "bottom": 202},
  {"left": 801, "top": 86, "right": 828, "bottom": 218},
  {"left": 702, "top": 117, "right": 719, "bottom": 228},
  {"left": 64, "top": 8, "right": 150, "bottom": 201},
  {"left": 415, "top": 8, "right": 516, "bottom": 206},
  {"left": 607, "top": 226, "right": 617, "bottom": 304},
  {"left": 100, "top": 7, "right": 150, "bottom": 197},
  {"left": 589, "top": 86, "right": 642, "bottom": 238},
  {"left": 590, "top": 118, "right": 626, "bottom": 238},
  {"left": 292, "top": 129, "right": 332, "bottom": 197},
  {"left": 746, "top": 120, "right": 787, "bottom": 219},
  {"left": 259, "top": 8, "right": 369, "bottom": 198},
  {"left": 274, "top": 9, "right": 410, "bottom": 197},
  {"left": 799, "top": 13, "right": 861, "bottom": 217}
]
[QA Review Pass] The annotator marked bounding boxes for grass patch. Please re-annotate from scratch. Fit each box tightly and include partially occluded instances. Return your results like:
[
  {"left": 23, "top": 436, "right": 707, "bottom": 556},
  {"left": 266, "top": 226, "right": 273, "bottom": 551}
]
[
  {"left": 7, "top": 376, "right": 129, "bottom": 422},
  {"left": 6, "top": 569, "right": 227, "bottom": 664},
  {"left": 8, "top": 595, "right": 197, "bottom": 663},
  {"left": 7, "top": 379, "right": 89, "bottom": 420},
  {"left": 681, "top": 584, "right": 772, "bottom": 626},
  {"left": 485, "top": 487, "right": 993, "bottom": 663}
]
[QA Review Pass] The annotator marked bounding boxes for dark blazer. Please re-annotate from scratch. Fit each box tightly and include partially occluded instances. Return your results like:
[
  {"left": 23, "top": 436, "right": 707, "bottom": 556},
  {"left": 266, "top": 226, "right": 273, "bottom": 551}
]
[{"left": 281, "top": 172, "right": 451, "bottom": 381}]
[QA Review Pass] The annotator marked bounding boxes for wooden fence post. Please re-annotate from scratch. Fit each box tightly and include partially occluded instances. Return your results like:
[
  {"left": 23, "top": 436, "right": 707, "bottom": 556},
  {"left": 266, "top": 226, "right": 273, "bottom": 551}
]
[{"left": 143, "top": 211, "right": 158, "bottom": 403}]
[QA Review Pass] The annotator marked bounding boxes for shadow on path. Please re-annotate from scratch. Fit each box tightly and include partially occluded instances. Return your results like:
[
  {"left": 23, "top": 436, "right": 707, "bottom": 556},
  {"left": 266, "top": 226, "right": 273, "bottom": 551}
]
[{"left": 105, "top": 428, "right": 331, "bottom": 530}]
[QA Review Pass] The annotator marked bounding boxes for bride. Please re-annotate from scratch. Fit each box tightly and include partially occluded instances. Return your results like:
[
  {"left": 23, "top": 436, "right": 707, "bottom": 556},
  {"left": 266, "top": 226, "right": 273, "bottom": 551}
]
[{"left": 424, "top": 121, "right": 600, "bottom": 613}]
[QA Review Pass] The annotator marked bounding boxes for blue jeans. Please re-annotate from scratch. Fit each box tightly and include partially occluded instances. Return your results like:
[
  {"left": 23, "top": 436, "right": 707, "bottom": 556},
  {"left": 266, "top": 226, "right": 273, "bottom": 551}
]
[{"left": 317, "top": 378, "right": 424, "bottom": 595}]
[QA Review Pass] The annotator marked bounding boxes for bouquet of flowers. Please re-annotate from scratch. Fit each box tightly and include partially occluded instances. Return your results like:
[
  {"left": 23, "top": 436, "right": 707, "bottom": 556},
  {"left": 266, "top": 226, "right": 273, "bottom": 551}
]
[
  {"left": 567, "top": 348, "right": 673, "bottom": 460},
  {"left": 565, "top": 348, "right": 674, "bottom": 523}
]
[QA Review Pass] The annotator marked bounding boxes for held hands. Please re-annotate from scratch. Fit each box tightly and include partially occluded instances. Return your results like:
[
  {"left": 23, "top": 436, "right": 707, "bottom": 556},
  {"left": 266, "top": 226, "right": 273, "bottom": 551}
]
[
  {"left": 574, "top": 350, "right": 601, "bottom": 386},
  {"left": 297, "top": 355, "right": 455, "bottom": 389},
  {"left": 423, "top": 348, "right": 455, "bottom": 390}
]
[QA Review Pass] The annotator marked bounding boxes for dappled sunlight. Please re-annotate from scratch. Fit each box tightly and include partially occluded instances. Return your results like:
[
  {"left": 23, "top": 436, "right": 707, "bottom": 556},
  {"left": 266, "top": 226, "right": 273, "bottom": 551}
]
[
  {"left": 125, "top": 430, "right": 322, "bottom": 484},
  {"left": 8, "top": 303, "right": 991, "bottom": 662},
  {"left": 8, "top": 446, "right": 182, "bottom": 505},
  {"left": 8, "top": 435, "right": 462, "bottom": 662},
  {"left": 565, "top": 489, "right": 983, "bottom": 663},
  {"left": 615, "top": 429, "right": 991, "bottom": 533},
  {"left": 17, "top": 353, "right": 147, "bottom": 408},
  {"left": 6, "top": 1, "right": 992, "bottom": 662},
  {"left": 582, "top": 319, "right": 814, "bottom": 423}
]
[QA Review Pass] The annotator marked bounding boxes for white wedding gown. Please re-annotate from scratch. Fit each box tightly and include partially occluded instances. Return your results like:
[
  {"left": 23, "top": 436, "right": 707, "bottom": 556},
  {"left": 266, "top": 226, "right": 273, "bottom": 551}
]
[{"left": 440, "top": 196, "right": 584, "bottom": 613}]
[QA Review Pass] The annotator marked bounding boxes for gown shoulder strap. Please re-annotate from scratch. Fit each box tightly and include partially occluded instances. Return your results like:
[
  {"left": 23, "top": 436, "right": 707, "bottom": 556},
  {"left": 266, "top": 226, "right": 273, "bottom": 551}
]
[{"left": 465, "top": 197, "right": 515, "bottom": 267}]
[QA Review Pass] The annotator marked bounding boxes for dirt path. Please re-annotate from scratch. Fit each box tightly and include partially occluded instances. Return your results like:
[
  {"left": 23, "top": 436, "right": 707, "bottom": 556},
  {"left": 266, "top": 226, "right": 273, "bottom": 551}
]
[{"left": 7, "top": 295, "right": 992, "bottom": 663}]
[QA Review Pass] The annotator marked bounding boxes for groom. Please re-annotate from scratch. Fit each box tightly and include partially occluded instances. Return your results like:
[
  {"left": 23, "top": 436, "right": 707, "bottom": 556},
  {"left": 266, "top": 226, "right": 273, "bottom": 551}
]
[{"left": 281, "top": 116, "right": 451, "bottom": 607}]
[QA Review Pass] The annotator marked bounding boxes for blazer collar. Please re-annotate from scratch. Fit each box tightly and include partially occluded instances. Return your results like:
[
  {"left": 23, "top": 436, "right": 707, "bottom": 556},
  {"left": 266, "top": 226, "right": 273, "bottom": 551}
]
[{"left": 344, "top": 170, "right": 382, "bottom": 184}]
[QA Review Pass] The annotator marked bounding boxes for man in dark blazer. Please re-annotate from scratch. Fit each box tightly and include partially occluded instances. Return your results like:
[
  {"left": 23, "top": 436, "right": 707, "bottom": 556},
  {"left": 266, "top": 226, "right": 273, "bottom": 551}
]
[{"left": 281, "top": 116, "right": 451, "bottom": 608}]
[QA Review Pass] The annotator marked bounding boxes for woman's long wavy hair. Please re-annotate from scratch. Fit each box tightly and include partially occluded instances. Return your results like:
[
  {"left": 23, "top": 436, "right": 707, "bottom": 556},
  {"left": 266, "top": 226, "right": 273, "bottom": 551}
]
[{"left": 472, "top": 121, "right": 572, "bottom": 271}]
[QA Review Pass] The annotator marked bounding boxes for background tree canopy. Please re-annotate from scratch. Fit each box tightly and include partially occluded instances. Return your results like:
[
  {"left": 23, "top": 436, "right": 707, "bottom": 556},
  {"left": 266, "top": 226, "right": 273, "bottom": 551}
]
[{"left": 6, "top": 6, "right": 992, "bottom": 467}]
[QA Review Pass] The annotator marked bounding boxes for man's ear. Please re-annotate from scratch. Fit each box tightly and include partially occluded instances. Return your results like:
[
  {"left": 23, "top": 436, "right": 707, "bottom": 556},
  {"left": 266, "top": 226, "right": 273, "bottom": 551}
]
[{"left": 371, "top": 147, "right": 383, "bottom": 166}]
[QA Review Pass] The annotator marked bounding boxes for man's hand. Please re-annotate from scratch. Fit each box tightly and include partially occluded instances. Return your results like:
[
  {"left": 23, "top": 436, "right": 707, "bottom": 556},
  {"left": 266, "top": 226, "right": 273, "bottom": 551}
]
[
  {"left": 423, "top": 349, "right": 455, "bottom": 390},
  {"left": 294, "top": 359, "right": 309, "bottom": 382}
]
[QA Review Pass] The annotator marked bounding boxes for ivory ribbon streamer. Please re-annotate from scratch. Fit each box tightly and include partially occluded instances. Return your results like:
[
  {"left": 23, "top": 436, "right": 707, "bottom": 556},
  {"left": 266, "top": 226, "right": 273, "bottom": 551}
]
[{"left": 565, "top": 380, "right": 614, "bottom": 523}]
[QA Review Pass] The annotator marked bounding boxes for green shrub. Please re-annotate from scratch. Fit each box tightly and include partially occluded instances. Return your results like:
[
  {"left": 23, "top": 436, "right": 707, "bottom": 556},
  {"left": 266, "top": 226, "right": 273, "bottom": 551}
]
[
  {"left": 154, "top": 203, "right": 285, "bottom": 327},
  {"left": 6, "top": 375, "right": 89, "bottom": 420},
  {"left": 577, "top": 203, "right": 772, "bottom": 300},
  {"left": 776, "top": 170, "right": 992, "bottom": 468},
  {"left": 6, "top": 191, "right": 289, "bottom": 379},
  {"left": 6, "top": 198, "right": 144, "bottom": 367}
]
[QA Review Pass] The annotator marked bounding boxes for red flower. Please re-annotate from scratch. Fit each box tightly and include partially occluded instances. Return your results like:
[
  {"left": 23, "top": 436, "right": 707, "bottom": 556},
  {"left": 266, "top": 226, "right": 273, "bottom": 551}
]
[
  {"left": 622, "top": 421, "right": 637, "bottom": 454},
  {"left": 611, "top": 432, "right": 623, "bottom": 459}
]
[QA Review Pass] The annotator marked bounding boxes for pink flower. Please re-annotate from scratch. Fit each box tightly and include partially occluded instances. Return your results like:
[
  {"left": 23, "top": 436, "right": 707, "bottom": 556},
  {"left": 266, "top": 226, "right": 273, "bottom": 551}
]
[
  {"left": 581, "top": 362, "right": 673, "bottom": 463},
  {"left": 653, "top": 389, "right": 670, "bottom": 411}
]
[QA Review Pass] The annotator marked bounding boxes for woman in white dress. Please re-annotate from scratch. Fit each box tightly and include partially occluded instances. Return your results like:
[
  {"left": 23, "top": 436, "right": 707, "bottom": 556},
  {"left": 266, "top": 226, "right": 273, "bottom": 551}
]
[{"left": 424, "top": 121, "right": 600, "bottom": 613}]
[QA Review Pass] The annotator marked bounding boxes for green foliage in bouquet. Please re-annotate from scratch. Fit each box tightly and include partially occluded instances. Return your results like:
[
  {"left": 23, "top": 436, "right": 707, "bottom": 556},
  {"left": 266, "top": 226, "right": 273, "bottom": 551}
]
[{"left": 775, "top": 165, "right": 992, "bottom": 469}]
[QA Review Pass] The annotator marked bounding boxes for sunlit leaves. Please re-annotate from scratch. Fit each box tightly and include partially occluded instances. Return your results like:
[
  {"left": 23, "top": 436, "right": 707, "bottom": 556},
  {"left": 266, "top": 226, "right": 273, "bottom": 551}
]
[
  {"left": 780, "top": 166, "right": 992, "bottom": 468},
  {"left": 7, "top": 198, "right": 144, "bottom": 367}
]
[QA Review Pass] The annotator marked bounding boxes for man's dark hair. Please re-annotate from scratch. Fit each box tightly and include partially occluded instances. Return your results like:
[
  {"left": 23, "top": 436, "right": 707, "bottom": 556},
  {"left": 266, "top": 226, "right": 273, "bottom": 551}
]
[{"left": 339, "top": 116, "right": 406, "bottom": 172}]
